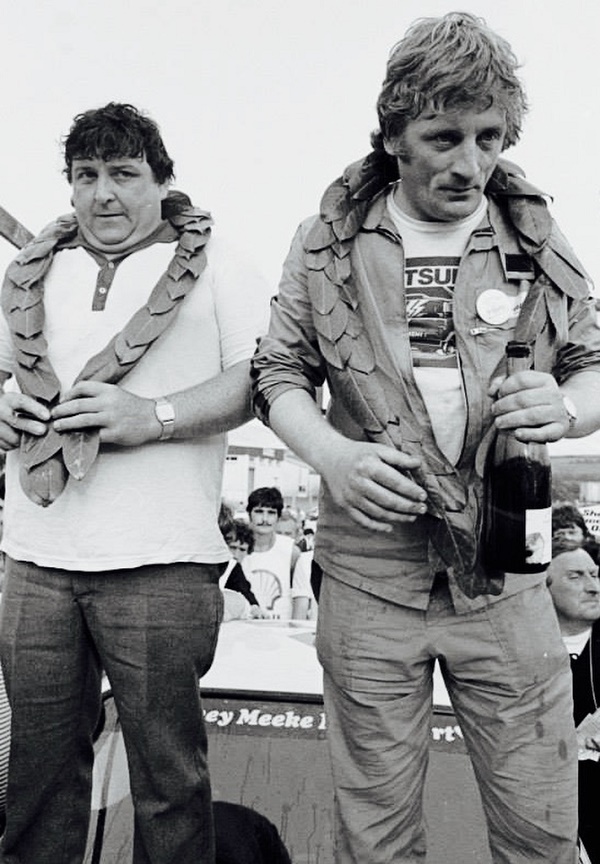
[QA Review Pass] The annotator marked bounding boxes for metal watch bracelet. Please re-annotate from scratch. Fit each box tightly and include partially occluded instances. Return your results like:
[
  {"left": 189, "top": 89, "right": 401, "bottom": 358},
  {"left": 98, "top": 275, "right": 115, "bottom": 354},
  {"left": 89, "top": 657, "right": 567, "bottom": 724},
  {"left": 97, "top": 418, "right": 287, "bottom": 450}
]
[{"left": 154, "top": 396, "right": 175, "bottom": 441}]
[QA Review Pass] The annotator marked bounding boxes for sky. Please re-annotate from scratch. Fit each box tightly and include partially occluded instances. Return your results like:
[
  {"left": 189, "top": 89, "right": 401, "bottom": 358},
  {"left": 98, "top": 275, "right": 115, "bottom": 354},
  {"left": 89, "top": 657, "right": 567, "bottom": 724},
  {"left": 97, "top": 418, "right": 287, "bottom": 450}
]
[
  {"left": 0, "top": 0, "right": 599, "bottom": 458},
  {"left": 0, "top": 0, "right": 598, "bottom": 289}
]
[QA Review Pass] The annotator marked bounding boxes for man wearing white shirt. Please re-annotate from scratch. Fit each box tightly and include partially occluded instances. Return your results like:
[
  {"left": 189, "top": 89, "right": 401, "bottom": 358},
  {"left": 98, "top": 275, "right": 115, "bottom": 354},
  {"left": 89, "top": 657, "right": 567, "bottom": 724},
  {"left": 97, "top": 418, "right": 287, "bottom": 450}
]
[{"left": 0, "top": 103, "right": 270, "bottom": 864}]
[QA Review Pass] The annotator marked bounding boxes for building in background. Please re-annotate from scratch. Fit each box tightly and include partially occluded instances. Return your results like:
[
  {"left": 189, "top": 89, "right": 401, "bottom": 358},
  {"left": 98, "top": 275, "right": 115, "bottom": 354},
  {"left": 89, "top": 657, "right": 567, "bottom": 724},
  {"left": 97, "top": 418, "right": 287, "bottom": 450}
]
[
  {"left": 224, "top": 419, "right": 320, "bottom": 518},
  {"left": 549, "top": 431, "right": 600, "bottom": 540},
  {"left": 223, "top": 423, "right": 600, "bottom": 534}
]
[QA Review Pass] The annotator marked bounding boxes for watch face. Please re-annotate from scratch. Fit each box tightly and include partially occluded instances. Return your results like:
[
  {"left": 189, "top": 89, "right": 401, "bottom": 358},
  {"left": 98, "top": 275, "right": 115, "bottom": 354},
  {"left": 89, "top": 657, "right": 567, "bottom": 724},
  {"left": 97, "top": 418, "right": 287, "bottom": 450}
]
[
  {"left": 155, "top": 399, "right": 175, "bottom": 424},
  {"left": 155, "top": 399, "right": 175, "bottom": 441},
  {"left": 156, "top": 404, "right": 175, "bottom": 422}
]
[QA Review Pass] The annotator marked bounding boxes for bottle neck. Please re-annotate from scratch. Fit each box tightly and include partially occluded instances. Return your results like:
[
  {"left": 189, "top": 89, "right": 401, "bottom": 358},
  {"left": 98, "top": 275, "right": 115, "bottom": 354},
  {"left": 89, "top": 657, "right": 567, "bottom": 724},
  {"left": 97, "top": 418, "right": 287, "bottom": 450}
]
[{"left": 506, "top": 354, "right": 532, "bottom": 375}]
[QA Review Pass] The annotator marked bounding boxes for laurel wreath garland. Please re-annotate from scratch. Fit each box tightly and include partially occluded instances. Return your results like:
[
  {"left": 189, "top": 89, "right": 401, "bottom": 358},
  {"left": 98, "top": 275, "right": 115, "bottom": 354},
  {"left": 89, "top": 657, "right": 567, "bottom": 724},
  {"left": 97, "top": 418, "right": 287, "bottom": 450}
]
[
  {"left": 1, "top": 197, "right": 213, "bottom": 507},
  {"left": 301, "top": 150, "right": 592, "bottom": 597}
]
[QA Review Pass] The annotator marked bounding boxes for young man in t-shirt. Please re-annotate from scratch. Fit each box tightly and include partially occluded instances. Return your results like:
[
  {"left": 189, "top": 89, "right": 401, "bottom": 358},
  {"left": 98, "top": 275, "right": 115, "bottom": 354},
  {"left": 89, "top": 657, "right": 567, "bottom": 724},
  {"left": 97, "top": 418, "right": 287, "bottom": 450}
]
[{"left": 243, "top": 487, "right": 310, "bottom": 619}]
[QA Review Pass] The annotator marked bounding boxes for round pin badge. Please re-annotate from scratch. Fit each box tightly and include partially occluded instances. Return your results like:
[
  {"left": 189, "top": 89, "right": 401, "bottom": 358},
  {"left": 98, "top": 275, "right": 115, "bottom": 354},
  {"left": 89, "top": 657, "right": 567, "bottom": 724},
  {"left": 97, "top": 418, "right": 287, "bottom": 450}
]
[{"left": 476, "top": 289, "right": 512, "bottom": 325}]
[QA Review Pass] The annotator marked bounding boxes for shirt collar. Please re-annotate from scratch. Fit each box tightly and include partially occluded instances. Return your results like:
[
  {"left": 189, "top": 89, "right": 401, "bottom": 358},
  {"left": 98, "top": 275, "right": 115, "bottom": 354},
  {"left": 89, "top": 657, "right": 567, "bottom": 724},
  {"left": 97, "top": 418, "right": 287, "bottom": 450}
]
[
  {"left": 361, "top": 188, "right": 495, "bottom": 242},
  {"left": 58, "top": 218, "right": 178, "bottom": 267}
]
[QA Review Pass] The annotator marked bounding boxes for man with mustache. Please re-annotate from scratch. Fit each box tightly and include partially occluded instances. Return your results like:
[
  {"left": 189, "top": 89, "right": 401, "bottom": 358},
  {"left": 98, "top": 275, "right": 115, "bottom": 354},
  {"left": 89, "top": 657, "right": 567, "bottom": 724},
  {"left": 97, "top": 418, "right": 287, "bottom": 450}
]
[{"left": 242, "top": 486, "right": 310, "bottom": 619}]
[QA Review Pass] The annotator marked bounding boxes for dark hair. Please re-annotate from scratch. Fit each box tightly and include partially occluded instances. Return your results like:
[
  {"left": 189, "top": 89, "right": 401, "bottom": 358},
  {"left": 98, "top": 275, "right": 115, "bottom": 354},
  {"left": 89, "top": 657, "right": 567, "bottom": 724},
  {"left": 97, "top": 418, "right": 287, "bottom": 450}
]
[
  {"left": 232, "top": 520, "right": 255, "bottom": 554},
  {"left": 218, "top": 501, "right": 235, "bottom": 538},
  {"left": 63, "top": 102, "right": 175, "bottom": 184},
  {"left": 247, "top": 486, "right": 284, "bottom": 517},
  {"left": 373, "top": 12, "right": 527, "bottom": 153},
  {"left": 551, "top": 535, "right": 586, "bottom": 559},
  {"left": 552, "top": 503, "right": 591, "bottom": 537}
]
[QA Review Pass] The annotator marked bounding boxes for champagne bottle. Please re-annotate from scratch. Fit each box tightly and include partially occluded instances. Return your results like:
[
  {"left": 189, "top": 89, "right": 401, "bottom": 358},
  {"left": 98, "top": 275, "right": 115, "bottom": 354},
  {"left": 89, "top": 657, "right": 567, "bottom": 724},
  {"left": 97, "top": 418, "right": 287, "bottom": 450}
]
[{"left": 482, "top": 341, "right": 552, "bottom": 573}]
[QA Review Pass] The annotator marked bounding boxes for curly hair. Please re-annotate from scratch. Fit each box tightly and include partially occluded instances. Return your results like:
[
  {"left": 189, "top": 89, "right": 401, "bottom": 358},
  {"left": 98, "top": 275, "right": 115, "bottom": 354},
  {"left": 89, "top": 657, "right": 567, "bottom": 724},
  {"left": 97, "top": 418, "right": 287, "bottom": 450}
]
[
  {"left": 232, "top": 520, "right": 255, "bottom": 554},
  {"left": 552, "top": 502, "right": 592, "bottom": 538},
  {"left": 63, "top": 102, "right": 175, "bottom": 184},
  {"left": 373, "top": 12, "right": 527, "bottom": 152}
]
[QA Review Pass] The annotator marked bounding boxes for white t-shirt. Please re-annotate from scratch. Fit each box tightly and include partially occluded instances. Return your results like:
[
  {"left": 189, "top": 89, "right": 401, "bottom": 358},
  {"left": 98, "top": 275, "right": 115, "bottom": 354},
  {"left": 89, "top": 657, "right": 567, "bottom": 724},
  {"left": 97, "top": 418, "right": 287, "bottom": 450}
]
[
  {"left": 292, "top": 550, "right": 315, "bottom": 599},
  {"left": 562, "top": 630, "right": 592, "bottom": 658},
  {"left": 386, "top": 190, "right": 487, "bottom": 464},
  {"left": 0, "top": 234, "right": 271, "bottom": 570},
  {"left": 242, "top": 534, "right": 310, "bottom": 618}
]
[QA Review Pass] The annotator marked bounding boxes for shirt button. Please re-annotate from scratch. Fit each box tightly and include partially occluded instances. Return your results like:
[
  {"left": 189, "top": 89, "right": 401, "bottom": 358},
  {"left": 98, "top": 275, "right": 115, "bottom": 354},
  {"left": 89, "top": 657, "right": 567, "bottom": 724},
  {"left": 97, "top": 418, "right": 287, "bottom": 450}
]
[
  {"left": 107, "top": 261, "right": 115, "bottom": 270},
  {"left": 98, "top": 286, "right": 107, "bottom": 294}
]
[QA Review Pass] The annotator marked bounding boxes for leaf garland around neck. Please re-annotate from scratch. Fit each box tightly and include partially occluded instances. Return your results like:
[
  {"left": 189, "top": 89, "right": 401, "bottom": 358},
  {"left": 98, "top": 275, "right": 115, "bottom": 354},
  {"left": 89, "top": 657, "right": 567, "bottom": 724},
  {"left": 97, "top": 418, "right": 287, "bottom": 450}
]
[
  {"left": 303, "top": 151, "right": 555, "bottom": 596},
  {"left": 1, "top": 195, "right": 213, "bottom": 506}
]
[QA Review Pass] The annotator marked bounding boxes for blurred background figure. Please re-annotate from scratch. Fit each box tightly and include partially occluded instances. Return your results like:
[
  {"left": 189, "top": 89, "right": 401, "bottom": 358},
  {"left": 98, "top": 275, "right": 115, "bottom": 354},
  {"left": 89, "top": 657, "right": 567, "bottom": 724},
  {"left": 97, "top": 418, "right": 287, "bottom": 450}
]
[
  {"left": 218, "top": 503, "right": 261, "bottom": 615},
  {"left": 275, "top": 506, "right": 318, "bottom": 618},
  {"left": 297, "top": 526, "right": 315, "bottom": 553},
  {"left": 227, "top": 520, "right": 255, "bottom": 566},
  {"left": 547, "top": 539, "right": 600, "bottom": 864},
  {"left": 276, "top": 508, "right": 302, "bottom": 543},
  {"left": 553, "top": 502, "right": 600, "bottom": 564}
]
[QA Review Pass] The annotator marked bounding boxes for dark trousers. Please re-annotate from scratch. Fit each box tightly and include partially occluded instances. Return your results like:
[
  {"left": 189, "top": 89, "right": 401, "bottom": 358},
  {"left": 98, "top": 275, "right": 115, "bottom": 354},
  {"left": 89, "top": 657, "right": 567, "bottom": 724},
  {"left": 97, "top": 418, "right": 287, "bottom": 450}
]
[
  {"left": 579, "top": 762, "right": 600, "bottom": 863},
  {"left": 0, "top": 557, "right": 223, "bottom": 864}
]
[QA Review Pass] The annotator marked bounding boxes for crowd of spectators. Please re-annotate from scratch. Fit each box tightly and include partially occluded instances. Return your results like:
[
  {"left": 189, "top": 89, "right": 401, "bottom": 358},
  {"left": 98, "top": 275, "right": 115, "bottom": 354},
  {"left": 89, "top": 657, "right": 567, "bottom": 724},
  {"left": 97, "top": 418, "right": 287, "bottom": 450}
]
[
  {"left": 218, "top": 489, "right": 318, "bottom": 621},
  {"left": 549, "top": 501, "right": 600, "bottom": 863}
]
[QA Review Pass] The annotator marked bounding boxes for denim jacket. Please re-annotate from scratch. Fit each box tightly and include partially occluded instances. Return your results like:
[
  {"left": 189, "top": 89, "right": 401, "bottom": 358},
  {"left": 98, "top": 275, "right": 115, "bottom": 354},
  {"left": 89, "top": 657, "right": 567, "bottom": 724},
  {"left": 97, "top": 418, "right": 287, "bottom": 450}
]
[{"left": 252, "top": 161, "right": 600, "bottom": 610}]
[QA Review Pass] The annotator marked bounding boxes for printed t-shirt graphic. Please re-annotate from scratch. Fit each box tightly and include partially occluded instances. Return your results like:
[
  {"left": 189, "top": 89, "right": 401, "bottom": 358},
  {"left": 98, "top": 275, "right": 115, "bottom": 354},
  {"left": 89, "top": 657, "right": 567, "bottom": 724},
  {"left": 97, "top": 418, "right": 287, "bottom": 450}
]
[
  {"left": 404, "top": 255, "right": 460, "bottom": 368},
  {"left": 386, "top": 190, "right": 488, "bottom": 463}
]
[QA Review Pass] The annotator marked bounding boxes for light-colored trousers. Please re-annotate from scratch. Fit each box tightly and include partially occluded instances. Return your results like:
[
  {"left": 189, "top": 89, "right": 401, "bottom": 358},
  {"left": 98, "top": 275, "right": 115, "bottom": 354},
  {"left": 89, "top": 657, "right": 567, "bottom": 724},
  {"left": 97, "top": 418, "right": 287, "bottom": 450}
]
[{"left": 316, "top": 573, "right": 578, "bottom": 864}]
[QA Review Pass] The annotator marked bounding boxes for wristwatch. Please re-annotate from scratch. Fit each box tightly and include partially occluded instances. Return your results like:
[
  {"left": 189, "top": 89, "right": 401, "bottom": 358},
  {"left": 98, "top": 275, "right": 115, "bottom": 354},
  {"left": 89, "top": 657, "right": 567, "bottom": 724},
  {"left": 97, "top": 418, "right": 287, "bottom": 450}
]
[
  {"left": 561, "top": 394, "right": 578, "bottom": 431},
  {"left": 154, "top": 396, "right": 175, "bottom": 441}
]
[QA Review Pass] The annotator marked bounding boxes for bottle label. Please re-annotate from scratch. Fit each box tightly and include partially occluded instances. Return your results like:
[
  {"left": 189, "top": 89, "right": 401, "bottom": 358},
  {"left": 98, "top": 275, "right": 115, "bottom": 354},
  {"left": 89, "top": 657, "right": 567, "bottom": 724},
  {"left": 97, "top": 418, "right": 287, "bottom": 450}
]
[{"left": 524, "top": 505, "right": 552, "bottom": 567}]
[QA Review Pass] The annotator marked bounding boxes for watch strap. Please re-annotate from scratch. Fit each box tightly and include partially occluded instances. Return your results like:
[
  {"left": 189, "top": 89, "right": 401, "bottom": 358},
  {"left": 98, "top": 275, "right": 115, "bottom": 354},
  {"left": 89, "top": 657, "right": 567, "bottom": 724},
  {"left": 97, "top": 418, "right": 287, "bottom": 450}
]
[{"left": 154, "top": 396, "right": 176, "bottom": 441}]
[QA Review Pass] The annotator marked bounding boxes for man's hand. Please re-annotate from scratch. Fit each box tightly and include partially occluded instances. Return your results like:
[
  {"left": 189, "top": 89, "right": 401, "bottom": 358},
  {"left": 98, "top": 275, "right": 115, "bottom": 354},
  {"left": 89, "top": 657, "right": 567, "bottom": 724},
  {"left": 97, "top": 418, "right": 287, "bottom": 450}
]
[
  {"left": 0, "top": 392, "right": 50, "bottom": 451},
  {"left": 584, "top": 733, "right": 600, "bottom": 753},
  {"left": 320, "top": 439, "right": 428, "bottom": 533},
  {"left": 489, "top": 370, "right": 570, "bottom": 443},
  {"left": 576, "top": 727, "right": 600, "bottom": 758},
  {"left": 52, "top": 381, "right": 161, "bottom": 446},
  {"left": 267, "top": 388, "right": 427, "bottom": 534}
]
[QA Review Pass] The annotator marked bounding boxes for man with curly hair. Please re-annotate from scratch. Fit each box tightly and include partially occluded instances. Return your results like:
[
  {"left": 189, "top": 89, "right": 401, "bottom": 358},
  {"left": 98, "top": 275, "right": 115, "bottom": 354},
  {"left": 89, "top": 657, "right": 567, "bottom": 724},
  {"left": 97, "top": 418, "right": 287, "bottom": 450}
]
[
  {"left": 0, "top": 103, "right": 269, "bottom": 864},
  {"left": 252, "top": 13, "right": 600, "bottom": 863}
]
